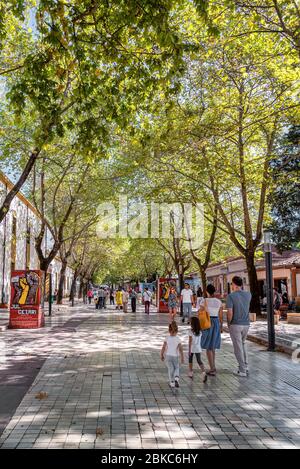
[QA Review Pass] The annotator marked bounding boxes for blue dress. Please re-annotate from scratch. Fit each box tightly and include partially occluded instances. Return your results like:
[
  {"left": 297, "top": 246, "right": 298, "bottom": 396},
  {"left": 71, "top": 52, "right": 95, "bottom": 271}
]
[
  {"left": 201, "top": 317, "right": 221, "bottom": 350},
  {"left": 168, "top": 293, "right": 178, "bottom": 309}
]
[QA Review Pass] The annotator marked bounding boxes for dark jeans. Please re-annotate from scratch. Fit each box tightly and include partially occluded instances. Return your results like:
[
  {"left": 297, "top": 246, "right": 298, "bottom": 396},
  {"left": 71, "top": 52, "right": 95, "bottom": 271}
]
[
  {"left": 97, "top": 297, "right": 105, "bottom": 309},
  {"left": 110, "top": 297, "right": 114, "bottom": 305},
  {"left": 145, "top": 301, "right": 150, "bottom": 314},
  {"left": 88, "top": 297, "right": 92, "bottom": 304},
  {"left": 131, "top": 297, "right": 136, "bottom": 313}
]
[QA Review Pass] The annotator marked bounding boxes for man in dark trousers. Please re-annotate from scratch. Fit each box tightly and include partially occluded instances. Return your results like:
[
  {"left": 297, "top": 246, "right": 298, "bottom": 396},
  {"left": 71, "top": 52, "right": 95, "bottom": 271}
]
[{"left": 130, "top": 289, "right": 137, "bottom": 313}]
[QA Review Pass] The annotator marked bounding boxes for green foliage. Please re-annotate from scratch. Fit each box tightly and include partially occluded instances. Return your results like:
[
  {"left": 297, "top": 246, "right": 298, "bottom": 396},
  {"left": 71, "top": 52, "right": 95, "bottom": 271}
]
[
  {"left": 269, "top": 126, "right": 300, "bottom": 250},
  {"left": 1, "top": 0, "right": 299, "bottom": 283}
]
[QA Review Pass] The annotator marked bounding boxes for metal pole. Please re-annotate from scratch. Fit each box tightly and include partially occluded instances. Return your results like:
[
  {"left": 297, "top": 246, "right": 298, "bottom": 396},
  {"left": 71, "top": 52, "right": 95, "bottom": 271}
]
[
  {"left": 179, "top": 264, "right": 184, "bottom": 317},
  {"left": 49, "top": 272, "right": 52, "bottom": 317},
  {"left": 265, "top": 242, "right": 275, "bottom": 351},
  {"left": 1, "top": 184, "right": 8, "bottom": 306}
]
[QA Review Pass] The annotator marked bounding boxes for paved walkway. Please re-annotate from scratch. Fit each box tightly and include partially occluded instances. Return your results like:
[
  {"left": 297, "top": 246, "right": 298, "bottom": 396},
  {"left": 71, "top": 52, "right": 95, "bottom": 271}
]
[
  {"left": 0, "top": 304, "right": 300, "bottom": 449},
  {"left": 242, "top": 320, "right": 300, "bottom": 353}
]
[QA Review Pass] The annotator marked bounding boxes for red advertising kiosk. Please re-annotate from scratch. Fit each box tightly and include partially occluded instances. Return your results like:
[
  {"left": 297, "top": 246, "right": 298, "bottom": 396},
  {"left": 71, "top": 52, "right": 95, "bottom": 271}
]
[
  {"left": 158, "top": 277, "right": 178, "bottom": 313},
  {"left": 9, "top": 270, "right": 45, "bottom": 329}
]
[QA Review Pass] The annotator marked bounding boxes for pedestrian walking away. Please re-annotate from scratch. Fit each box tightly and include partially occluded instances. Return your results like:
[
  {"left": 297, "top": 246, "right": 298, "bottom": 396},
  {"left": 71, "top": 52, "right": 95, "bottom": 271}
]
[
  {"left": 122, "top": 288, "right": 129, "bottom": 313},
  {"left": 110, "top": 289, "right": 115, "bottom": 305},
  {"left": 130, "top": 288, "right": 137, "bottom": 313},
  {"left": 116, "top": 288, "right": 123, "bottom": 310},
  {"left": 168, "top": 286, "right": 178, "bottom": 323},
  {"left": 161, "top": 321, "right": 184, "bottom": 388},
  {"left": 97, "top": 287, "right": 105, "bottom": 309},
  {"left": 181, "top": 283, "right": 194, "bottom": 324},
  {"left": 199, "top": 284, "right": 223, "bottom": 376},
  {"left": 143, "top": 288, "right": 152, "bottom": 314},
  {"left": 188, "top": 317, "right": 207, "bottom": 383},
  {"left": 226, "top": 276, "right": 251, "bottom": 377},
  {"left": 87, "top": 288, "right": 93, "bottom": 305},
  {"left": 196, "top": 286, "right": 203, "bottom": 310},
  {"left": 105, "top": 289, "right": 110, "bottom": 308}
]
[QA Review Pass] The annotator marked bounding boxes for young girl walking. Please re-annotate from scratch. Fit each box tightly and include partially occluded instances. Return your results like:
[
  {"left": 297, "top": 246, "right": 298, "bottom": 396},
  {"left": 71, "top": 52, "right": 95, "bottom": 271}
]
[
  {"left": 188, "top": 317, "right": 207, "bottom": 383},
  {"left": 161, "top": 321, "right": 184, "bottom": 388}
]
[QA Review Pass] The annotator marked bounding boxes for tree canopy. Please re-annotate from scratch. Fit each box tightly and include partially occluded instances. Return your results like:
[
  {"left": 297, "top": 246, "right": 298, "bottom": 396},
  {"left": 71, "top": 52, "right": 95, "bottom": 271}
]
[{"left": 0, "top": 1, "right": 299, "bottom": 305}]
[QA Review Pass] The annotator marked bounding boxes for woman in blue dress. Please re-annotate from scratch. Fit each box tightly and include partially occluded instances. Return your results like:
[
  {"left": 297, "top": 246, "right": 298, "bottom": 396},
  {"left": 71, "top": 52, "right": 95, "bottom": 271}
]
[
  {"left": 168, "top": 286, "right": 178, "bottom": 323},
  {"left": 199, "top": 284, "right": 223, "bottom": 376}
]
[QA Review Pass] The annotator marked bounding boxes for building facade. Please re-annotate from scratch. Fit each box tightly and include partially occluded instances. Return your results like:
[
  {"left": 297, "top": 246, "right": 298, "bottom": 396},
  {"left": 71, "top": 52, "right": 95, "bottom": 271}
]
[
  {"left": 204, "top": 250, "right": 300, "bottom": 300},
  {"left": 0, "top": 172, "right": 74, "bottom": 307}
]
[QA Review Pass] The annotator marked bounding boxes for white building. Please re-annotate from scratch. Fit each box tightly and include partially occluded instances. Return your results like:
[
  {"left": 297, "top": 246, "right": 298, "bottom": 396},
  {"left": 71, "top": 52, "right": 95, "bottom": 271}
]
[{"left": 0, "top": 171, "right": 74, "bottom": 307}]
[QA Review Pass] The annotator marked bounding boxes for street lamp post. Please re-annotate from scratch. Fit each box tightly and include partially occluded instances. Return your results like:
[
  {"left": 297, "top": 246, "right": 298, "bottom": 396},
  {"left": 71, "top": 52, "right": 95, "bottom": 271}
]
[
  {"left": 48, "top": 264, "right": 53, "bottom": 317},
  {"left": 264, "top": 230, "right": 275, "bottom": 351},
  {"left": 179, "top": 264, "right": 184, "bottom": 316}
]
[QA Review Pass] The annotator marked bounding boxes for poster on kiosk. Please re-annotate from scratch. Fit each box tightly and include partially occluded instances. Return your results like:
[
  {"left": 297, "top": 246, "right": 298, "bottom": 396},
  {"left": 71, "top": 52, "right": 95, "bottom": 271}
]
[
  {"left": 9, "top": 270, "right": 44, "bottom": 329},
  {"left": 158, "top": 278, "right": 178, "bottom": 313}
]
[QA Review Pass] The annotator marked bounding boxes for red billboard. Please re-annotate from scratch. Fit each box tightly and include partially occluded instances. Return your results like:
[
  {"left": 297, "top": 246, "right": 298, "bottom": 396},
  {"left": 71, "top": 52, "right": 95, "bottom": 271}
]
[
  {"left": 158, "top": 278, "right": 178, "bottom": 313},
  {"left": 9, "top": 270, "right": 44, "bottom": 329}
]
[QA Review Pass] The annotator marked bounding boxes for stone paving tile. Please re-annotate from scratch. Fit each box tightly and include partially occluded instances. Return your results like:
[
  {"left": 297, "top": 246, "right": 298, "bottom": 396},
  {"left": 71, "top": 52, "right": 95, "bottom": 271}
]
[{"left": 0, "top": 304, "right": 300, "bottom": 449}]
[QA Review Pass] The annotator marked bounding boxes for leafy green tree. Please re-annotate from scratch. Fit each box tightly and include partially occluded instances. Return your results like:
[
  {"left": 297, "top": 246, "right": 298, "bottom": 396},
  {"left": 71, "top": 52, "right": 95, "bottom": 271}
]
[
  {"left": 0, "top": 0, "right": 192, "bottom": 222},
  {"left": 269, "top": 125, "right": 300, "bottom": 250},
  {"left": 194, "top": 0, "right": 300, "bottom": 58}
]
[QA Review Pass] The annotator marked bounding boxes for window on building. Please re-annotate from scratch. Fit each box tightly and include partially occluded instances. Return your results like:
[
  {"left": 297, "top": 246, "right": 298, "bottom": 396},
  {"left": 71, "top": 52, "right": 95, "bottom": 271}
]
[
  {"left": 11, "top": 215, "right": 17, "bottom": 272},
  {"left": 25, "top": 227, "right": 31, "bottom": 270}
]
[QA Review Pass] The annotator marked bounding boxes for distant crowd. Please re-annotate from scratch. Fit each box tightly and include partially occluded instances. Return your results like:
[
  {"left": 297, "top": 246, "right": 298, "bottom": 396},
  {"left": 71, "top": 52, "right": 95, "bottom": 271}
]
[{"left": 86, "top": 286, "right": 153, "bottom": 314}]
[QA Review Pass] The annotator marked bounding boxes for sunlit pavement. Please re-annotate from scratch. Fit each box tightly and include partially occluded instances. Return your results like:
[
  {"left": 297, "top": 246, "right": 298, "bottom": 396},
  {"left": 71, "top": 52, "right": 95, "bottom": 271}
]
[{"left": 0, "top": 303, "right": 299, "bottom": 449}]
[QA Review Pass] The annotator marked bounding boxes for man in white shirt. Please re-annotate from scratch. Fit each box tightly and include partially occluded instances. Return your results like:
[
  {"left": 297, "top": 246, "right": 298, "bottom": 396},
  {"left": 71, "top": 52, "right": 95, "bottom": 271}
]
[
  {"left": 143, "top": 288, "right": 152, "bottom": 314},
  {"left": 181, "top": 283, "right": 194, "bottom": 323}
]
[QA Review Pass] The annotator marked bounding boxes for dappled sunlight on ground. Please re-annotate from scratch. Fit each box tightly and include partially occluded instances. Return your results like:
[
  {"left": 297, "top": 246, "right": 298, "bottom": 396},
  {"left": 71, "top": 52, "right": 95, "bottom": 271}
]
[{"left": 0, "top": 304, "right": 299, "bottom": 449}]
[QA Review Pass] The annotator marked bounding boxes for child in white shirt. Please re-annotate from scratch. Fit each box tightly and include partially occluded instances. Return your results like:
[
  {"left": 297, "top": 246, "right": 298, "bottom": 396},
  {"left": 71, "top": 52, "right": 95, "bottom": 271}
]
[
  {"left": 188, "top": 317, "right": 207, "bottom": 383},
  {"left": 161, "top": 321, "right": 184, "bottom": 388}
]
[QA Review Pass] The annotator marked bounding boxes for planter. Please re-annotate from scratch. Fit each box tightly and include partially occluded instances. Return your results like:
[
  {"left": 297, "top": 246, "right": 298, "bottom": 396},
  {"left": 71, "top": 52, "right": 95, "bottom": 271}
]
[
  {"left": 249, "top": 312, "right": 256, "bottom": 322},
  {"left": 287, "top": 313, "right": 300, "bottom": 325}
]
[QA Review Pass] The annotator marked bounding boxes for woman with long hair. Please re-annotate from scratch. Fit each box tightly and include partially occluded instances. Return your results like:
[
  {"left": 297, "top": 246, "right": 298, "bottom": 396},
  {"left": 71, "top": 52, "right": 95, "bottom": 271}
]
[{"left": 168, "top": 286, "right": 178, "bottom": 323}]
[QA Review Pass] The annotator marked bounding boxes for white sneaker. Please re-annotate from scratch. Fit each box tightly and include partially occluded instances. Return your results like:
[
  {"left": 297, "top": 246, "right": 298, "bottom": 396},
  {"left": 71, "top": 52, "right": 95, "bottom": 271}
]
[
  {"left": 234, "top": 370, "right": 247, "bottom": 378},
  {"left": 169, "top": 381, "right": 175, "bottom": 388}
]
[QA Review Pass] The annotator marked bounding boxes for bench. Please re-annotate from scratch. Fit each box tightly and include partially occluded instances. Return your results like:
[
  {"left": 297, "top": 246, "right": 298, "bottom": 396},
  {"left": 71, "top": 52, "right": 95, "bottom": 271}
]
[{"left": 287, "top": 313, "right": 300, "bottom": 325}]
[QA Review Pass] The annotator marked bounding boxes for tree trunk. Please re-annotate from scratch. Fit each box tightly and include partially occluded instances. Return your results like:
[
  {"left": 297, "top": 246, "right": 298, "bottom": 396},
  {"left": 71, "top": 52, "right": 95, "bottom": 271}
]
[
  {"left": 57, "top": 259, "right": 67, "bottom": 305},
  {"left": 82, "top": 281, "right": 88, "bottom": 304},
  {"left": 69, "top": 273, "right": 78, "bottom": 303},
  {"left": 78, "top": 278, "right": 84, "bottom": 299},
  {"left": 245, "top": 252, "right": 261, "bottom": 314},
  {"left": 199, "top": 268, "right": 207, "bottom": 297},
  {"left": 0, "top": 149, "right": 40, "bottom": 223}
]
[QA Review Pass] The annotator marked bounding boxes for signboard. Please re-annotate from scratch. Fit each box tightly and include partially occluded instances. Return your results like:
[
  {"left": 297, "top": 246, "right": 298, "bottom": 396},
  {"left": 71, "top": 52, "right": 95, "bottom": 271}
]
[
  {"left": 158, "top": 278, "right": 177, "bottom": 313},
  {"left": 9, "top": 270, "right": 44, "bottom": 329}
]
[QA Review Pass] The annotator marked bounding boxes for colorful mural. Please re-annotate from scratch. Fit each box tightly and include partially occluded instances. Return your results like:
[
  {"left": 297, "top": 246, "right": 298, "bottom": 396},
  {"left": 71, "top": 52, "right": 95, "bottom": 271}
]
[{"left": 9, "top": 270, "right": 44, "bottom": 329}]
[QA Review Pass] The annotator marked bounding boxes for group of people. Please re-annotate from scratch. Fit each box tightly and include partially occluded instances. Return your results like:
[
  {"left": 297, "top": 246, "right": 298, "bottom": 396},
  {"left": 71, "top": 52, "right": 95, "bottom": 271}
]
[
  {"left": 115, "top": 286, "right": 154, "bottom": 314},
  {"left": 87, "top": 287, "right": 114, "bottom": 309},
  {"left": 88, "top": 286, "right": 154, "bottom": 314},
  {"left": 161, "top": 276, "right": 252, "bottom": 388}
]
